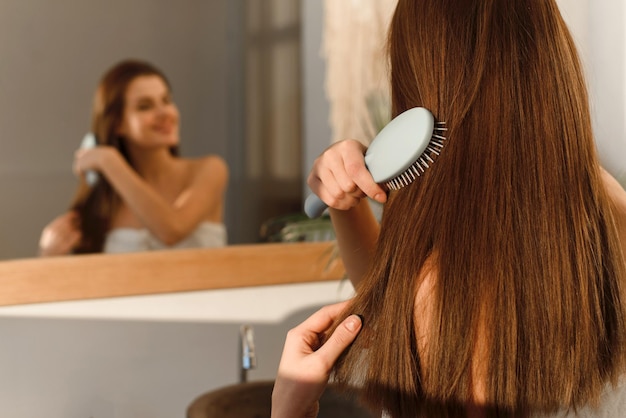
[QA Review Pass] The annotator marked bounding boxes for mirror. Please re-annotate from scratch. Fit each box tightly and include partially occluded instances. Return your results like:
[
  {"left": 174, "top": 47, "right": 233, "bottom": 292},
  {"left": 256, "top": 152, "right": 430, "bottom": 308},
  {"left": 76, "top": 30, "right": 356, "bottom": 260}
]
[{"left": 0, "top": 0, "right": 306, "bottom": 260}]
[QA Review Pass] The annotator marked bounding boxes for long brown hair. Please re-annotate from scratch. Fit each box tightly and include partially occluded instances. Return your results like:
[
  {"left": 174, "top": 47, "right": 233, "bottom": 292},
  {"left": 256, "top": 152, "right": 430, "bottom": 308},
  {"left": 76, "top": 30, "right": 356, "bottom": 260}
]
[
  {"left": 332, "top": 0, "right": 626, "bottom": 416},
  {"left": 71, "top": 59, "right": 178, "bottom": 253}
]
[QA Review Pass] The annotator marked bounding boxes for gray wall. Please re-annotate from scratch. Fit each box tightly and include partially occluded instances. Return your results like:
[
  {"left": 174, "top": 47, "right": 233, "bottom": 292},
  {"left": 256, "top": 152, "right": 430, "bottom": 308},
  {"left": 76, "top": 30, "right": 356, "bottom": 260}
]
[{"left": 585, "top": 0, "right": 626, "bottom": 181}]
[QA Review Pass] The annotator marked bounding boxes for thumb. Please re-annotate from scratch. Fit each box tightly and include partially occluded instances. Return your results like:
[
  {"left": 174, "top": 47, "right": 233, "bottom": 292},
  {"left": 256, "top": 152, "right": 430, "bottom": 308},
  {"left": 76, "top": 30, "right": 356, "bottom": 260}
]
[{"left": 315, "top": 315, "right": 362, "bottom": 365}]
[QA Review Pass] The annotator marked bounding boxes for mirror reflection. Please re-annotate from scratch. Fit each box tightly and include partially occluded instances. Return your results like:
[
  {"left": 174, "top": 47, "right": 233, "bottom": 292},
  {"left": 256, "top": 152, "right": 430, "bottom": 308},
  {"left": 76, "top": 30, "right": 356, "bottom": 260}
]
[
  {"left": 0, "top": 0, "right": 304, "bottom": 260},
  {"left": 38, "top": 59, "right": 229, "bottom": 256}
]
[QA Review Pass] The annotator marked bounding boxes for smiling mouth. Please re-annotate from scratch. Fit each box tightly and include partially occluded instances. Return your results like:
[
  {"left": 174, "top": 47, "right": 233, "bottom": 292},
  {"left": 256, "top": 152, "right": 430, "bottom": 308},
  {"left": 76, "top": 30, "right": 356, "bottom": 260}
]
[{"left": 154, "top": 124, "right": 177, "bottom": 134}]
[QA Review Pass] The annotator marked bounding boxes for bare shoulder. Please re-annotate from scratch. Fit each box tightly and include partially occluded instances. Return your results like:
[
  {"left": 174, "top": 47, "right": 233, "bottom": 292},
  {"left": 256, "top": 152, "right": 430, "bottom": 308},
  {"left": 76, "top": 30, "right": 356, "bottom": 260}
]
[
  {"left": 183, "top": 155, "right": 229, "bottom": 184},
  {"left": 601, "top": 168, "right": 626, "bottom": 252},
  {"left": 601, "top": 167, "right": 626, "bottom": 214}
]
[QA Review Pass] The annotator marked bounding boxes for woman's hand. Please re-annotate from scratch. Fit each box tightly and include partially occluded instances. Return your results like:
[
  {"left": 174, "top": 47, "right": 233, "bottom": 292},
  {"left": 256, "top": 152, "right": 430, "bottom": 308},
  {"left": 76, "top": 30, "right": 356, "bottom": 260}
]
[
  {"left": 39, "top": 211, "right": 82, "bottom": 256},
  {"left": 271, "top": 301, "right": 363, "bottom": 418},
  {"left": 307, "top": 139, "right": 387, "bottom": 211},
  {"left": 73, "top": 145, "right": 120, "bottom": 179}
]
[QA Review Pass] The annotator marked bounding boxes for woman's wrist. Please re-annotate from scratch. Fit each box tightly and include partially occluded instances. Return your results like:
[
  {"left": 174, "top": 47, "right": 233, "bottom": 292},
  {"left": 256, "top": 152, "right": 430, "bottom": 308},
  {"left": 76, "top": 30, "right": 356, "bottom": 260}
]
[{"left": 97, "top": 147, "right": 125, "bottom": 179}]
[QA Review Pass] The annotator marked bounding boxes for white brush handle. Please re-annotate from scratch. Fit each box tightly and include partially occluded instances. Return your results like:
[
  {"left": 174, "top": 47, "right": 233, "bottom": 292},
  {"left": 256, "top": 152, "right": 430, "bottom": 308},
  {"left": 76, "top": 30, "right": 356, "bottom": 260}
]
[
  {"left": 304, "top": 194, "right": 327, "bottom": 218},
  {"left": 80, "top": 133, "right": 99, "bottom": 187}
]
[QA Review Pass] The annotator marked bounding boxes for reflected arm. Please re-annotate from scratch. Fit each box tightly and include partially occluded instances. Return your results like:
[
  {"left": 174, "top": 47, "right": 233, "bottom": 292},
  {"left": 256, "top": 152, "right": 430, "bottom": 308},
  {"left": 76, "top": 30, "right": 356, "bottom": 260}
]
[{"left": 99, "top": 152, "right": 228, "bottom": 245}]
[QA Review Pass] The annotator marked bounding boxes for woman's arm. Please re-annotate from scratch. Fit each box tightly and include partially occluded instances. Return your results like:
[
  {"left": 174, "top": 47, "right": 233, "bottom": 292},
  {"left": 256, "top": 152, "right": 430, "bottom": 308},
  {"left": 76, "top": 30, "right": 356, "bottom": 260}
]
[
  {"left": 77, "top": 147, "right": 228, "bottom": 245},
  {"left": 308, "top": 139, "right": 384, "bottom": 288},
  {"left": 38, "top": 211, "right": 82, "bottom": 256},
  {"left": 329, "top": 203, "right": 380, "bottom": 288}
]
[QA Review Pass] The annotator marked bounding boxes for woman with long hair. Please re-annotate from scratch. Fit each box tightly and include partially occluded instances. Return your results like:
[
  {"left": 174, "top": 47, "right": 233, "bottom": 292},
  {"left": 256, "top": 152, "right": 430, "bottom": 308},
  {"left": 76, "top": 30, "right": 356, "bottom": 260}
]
[
  {"left": 39, "top": 59, "right": 228, "bottom": 255},
  {"left": 275, "top": 0, "right": 626, "bottom": 416}
]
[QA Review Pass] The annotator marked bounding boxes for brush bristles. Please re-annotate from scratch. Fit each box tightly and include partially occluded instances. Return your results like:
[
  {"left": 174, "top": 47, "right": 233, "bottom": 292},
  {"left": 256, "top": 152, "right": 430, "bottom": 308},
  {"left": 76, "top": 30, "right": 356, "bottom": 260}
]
[{"left": 384, "top": 123, "right": 447, "bottom": 191}]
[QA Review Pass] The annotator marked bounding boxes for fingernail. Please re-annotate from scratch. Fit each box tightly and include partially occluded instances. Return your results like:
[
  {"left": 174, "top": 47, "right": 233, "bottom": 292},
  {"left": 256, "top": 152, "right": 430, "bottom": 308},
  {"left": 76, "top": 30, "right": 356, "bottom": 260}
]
[
  {"left": 374, "top": 193, "right": 387, "bottom": 203},
  {"left": 345, "top": 315, "right": 362, "bottom": 332}
]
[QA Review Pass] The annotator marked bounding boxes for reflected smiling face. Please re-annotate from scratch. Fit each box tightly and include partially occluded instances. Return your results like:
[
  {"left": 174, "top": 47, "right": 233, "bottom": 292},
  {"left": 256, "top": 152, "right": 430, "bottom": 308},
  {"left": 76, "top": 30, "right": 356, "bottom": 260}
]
[{"left": 117, "top": 75, "right": 180, "bottom": 149}]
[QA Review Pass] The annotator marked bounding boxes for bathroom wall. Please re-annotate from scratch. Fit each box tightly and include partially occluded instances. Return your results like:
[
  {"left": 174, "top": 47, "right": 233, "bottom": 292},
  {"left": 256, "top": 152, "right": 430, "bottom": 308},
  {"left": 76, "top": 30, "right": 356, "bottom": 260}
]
[{"left": 557, "top": 0, "right": 626, "bottom": 182}]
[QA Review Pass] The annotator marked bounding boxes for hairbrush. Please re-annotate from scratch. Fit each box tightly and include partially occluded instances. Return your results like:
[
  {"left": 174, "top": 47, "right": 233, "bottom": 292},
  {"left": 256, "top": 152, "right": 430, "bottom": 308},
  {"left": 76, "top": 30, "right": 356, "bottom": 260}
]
[
  {"left": 80, "top": 132, "right": 99, "bottom": 187},
  {"left": 304, "top": 107, "right": 446, "bottom": 218}
]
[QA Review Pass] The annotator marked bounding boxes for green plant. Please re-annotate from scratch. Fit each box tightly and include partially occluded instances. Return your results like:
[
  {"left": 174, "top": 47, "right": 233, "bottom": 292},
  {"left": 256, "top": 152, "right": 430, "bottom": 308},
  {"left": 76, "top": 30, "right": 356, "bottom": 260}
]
[{"left": 259, "top": 213, "right": 336, "bottom": 243}]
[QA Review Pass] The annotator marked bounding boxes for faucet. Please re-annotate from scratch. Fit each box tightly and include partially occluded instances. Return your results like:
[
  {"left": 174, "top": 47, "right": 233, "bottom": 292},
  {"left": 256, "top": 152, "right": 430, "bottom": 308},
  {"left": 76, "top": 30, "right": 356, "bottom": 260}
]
[{"left": 239, "top": 324, "right": 257, "bottom": 383}]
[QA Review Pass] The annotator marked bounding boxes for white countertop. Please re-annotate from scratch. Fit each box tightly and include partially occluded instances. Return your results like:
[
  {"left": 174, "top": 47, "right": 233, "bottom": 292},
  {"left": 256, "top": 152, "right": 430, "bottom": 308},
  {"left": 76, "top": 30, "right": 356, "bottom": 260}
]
[{"left": 0, "top": 280, "right": 355, "bottom": 323}]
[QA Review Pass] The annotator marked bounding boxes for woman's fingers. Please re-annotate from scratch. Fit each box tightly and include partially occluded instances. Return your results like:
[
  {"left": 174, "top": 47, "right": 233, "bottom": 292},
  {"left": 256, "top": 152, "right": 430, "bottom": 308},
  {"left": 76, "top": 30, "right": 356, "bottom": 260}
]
[
  {"left": 340, "top": 148, "right": 386, "bottom": 203},
  {"left": 313, "top": 314, "right": 362, "bottom": 367},
  {"left": 271, "top": 300, "right": 362, "bottom": 418},
  {"left": 307, "top": 140, "right": 387, "bottom": 210},
  {"left": 292, "top": 301, "right": 351, "bottom": 338}
]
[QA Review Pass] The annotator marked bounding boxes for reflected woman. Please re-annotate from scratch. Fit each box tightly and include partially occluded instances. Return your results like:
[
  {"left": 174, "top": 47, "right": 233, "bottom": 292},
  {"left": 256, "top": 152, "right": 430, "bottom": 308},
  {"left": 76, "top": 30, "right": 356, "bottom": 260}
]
[{"left": 39, "top": 59, "right": 228, "bottom": 256}]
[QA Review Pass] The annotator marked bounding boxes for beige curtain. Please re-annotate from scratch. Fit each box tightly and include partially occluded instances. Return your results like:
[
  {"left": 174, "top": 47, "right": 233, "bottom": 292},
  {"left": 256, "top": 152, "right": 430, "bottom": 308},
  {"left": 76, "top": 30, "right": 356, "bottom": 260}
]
[{"left": 323, "top": 0, "right": 398, "bottom": 144}]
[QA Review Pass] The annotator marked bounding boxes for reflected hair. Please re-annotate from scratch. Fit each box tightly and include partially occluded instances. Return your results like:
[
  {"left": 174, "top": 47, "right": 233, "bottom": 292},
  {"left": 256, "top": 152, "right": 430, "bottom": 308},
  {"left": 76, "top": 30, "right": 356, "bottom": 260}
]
[
  {"left": 70, "top": 59, "right": 178, "bottom": 253},
  {"left": 331, "top": 0, "right": 626, "bottom": 416}
]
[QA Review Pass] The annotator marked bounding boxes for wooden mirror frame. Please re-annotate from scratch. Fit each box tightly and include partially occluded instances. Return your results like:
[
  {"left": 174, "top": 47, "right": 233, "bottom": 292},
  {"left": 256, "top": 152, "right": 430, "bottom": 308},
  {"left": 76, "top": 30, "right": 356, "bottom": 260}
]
[{"left": 0, "top": 242, "right": 344, "bottom": 307}]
